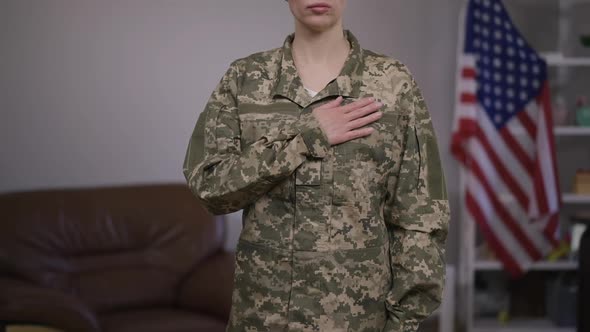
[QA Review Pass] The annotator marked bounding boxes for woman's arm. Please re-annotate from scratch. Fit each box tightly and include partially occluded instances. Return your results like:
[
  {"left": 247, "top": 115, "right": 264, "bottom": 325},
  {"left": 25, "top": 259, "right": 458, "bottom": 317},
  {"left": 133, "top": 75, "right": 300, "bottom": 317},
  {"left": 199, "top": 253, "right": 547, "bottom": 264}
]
[
  {"left": 383, "top": 77, "right": 450, "bottom": 332},
  {"left": 182, "top": 60, "right": 330, "bottom": 215}
]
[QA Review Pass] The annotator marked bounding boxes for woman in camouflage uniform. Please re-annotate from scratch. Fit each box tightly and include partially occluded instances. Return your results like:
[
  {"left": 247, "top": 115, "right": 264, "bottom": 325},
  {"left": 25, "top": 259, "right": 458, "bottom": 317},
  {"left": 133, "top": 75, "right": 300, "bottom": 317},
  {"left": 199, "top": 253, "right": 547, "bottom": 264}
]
[{"left": 183, "top": 1, "right": 450, "bottom": 331}]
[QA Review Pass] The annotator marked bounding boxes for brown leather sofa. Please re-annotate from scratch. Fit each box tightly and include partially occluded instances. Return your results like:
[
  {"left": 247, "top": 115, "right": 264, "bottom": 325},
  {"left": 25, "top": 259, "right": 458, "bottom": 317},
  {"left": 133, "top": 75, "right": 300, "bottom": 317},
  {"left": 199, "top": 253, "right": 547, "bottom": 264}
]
[{"left": 0, "top": 184, "right": 235, "bottom": 332}]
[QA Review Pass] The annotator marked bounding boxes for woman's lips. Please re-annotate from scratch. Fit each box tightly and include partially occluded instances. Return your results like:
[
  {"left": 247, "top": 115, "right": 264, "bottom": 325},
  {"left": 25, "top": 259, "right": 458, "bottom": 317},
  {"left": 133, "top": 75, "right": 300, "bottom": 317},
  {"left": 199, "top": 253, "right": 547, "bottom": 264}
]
[{"left": 308, "top": 3, "right": 331, "bottom": 14}]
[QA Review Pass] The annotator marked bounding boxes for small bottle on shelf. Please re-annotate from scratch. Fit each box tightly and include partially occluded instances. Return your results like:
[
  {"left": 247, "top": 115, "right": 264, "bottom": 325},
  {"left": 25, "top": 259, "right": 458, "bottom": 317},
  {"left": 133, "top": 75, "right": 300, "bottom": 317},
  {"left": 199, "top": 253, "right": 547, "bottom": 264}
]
[
  {"left": 553, "top": 96, "right": 569, "bottom": 126},
  {"left": 575, "top": 96, "right": 590, "bottom": 127},
  {"left": 574, "top": 169, "right": 590, "bottom": 195}
]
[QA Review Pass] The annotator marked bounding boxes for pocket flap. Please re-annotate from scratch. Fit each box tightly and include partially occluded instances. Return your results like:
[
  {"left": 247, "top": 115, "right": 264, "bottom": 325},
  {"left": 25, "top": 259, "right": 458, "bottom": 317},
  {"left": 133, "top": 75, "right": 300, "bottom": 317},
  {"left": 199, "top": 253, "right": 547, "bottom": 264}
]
[{"left": 295, "top": 160, "right": 322, "bottom": 186}]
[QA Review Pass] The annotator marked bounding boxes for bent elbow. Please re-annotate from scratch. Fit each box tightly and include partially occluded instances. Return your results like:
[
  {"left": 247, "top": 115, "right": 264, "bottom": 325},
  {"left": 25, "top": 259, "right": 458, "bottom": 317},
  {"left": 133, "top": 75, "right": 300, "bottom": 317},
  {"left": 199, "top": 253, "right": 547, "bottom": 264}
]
[
  {"left": 198, "top": 196, "right": 238, "bottom": 216},
  {"left": 192, "top": 186, "right": 242, "bottom": 216}
]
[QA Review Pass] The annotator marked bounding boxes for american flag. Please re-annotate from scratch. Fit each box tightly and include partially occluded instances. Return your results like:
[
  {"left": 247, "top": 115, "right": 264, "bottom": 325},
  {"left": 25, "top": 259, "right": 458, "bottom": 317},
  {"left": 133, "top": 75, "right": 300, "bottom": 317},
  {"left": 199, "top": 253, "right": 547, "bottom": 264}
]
[{"left": 451, "top": 0, "right": 561, "bottom": 276}]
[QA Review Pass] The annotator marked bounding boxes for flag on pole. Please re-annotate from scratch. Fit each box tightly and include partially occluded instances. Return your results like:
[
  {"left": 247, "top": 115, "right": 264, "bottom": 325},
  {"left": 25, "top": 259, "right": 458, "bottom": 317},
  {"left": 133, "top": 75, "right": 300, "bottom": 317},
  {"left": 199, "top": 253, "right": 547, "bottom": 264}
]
[{"left": 451, "top": 0, "right": 562, "bottom": 276}]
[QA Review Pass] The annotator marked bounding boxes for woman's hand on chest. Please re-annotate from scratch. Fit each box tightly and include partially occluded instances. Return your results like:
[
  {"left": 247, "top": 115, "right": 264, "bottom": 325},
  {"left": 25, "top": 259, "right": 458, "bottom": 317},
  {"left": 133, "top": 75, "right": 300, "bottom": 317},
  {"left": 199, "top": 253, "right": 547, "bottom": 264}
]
[{"left": 312, "top": 96, "right": 384, "bottom": 146}]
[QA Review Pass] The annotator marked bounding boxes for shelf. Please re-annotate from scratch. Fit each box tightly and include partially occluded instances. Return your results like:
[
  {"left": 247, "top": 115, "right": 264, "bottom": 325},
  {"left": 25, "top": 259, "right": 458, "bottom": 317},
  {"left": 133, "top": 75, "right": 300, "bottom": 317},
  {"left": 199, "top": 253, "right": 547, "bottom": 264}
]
[
  {"left": 515, "top": 0, "right": 590, "bottom": 5},
  {"left": 498, "top": 193, "right": 590, "bottom": 205},
  {"left": 563, "top": 193, "right": 590, "bottom": 204},
  {"left": 542, "top": 52, "right": 590, "bottom": 66},
  {"left": 474, "top": 318, "right": 574, "bottom": 332},
  {"left": 565, "top": 0, "right": 590, "bottom": 5},
  {"left": 475, "top": 260, "right": 578, "bottom": 271},
  {"left": 554, "top": 126, "right": 590, "bottom": 136}
]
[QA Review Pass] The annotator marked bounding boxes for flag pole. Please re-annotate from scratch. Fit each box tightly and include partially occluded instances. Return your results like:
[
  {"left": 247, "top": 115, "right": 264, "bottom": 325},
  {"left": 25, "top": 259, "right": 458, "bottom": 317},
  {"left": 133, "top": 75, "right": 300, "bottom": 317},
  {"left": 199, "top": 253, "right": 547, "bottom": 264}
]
[{"left": 454, "top": 0, "right": 474, "bottom": 331}]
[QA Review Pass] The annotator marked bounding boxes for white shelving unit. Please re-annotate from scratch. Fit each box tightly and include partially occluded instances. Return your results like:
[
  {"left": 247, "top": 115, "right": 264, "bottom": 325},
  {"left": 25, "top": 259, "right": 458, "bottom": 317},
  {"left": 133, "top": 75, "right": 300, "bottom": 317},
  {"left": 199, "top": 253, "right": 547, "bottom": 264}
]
[
  {"left": 474, "top": 259, "right": 578, "bottom": 271},
  {"left": 543, "top": 52, "right": 590, "bottom": 66},
  {"left": 554, "top": 126, "right": 590, "bottom": 135},
  {"left": 562, "top": 193, "right": 590, "bottom": 204},
  {"left": 457, "top": 1, "right": 590, "bottom": 332}
]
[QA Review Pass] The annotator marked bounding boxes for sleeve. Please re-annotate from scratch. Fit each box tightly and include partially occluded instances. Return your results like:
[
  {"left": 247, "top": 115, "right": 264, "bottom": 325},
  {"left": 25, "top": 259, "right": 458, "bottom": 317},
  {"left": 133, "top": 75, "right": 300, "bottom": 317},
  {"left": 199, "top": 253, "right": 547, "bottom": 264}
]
[
  {"left": 382, "top": 77, "right": 450, "bottom": 332},
  {"left": 182, "top": 60, "right": 330, "bottom": 215}
]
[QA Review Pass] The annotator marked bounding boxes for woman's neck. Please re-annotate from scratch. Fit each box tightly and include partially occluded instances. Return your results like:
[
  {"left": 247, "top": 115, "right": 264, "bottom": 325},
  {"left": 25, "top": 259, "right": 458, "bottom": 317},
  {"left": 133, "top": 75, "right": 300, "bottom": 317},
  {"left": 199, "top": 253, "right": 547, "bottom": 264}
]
[{"left": 291, "top": 24, "right": 349, "bottom": 66}]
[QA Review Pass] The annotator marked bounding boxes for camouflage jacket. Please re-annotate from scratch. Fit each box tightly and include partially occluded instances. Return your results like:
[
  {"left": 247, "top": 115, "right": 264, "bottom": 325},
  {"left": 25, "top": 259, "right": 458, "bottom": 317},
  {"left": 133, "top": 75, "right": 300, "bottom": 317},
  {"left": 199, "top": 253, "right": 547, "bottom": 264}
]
[{"left": 183, "top": 30, "right": 450, "bottom": 332}]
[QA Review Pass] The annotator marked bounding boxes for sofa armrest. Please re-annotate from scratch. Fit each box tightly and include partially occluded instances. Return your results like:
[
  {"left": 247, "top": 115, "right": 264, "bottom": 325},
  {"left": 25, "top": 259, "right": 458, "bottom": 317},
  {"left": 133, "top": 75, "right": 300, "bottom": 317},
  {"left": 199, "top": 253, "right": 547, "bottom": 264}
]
[
  {"left": 0, "top": 324, "right": 63, "bottom": 332},
  {"left": 177, "top": 250, "right": 235, "bottom": 321},
  {"left": 0, "top": 278, "right": 100, "bottom": 332}
]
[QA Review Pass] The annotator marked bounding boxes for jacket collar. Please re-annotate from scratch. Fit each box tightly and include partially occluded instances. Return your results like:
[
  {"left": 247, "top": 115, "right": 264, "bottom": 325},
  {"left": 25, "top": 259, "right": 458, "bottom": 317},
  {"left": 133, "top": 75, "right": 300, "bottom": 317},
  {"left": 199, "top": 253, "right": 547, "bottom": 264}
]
[{"left": 272, "top": 29, "right": 364, "bottom": 108}]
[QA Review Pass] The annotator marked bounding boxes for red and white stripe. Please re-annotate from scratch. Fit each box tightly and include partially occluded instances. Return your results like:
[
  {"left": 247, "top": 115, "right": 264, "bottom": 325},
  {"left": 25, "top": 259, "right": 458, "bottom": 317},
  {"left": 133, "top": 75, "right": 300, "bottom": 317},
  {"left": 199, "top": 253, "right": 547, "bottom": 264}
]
[{"left": 452, "top": 54, "right": 561, "bottom": 276}]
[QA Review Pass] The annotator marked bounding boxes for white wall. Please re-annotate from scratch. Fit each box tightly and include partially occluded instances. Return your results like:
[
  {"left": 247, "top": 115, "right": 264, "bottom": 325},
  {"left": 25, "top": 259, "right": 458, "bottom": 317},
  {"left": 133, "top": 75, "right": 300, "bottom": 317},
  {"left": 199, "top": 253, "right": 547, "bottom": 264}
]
[{"left": 0, "top": 0, "right": 462, "bottom": 262}]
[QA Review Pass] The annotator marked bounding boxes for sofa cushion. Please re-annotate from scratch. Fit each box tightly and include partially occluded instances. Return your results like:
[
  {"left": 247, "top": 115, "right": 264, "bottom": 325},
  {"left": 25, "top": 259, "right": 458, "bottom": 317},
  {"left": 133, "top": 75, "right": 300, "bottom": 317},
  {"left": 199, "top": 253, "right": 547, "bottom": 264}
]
[{"left": 0, "top": 184, "right": 225, "bottom": 313}]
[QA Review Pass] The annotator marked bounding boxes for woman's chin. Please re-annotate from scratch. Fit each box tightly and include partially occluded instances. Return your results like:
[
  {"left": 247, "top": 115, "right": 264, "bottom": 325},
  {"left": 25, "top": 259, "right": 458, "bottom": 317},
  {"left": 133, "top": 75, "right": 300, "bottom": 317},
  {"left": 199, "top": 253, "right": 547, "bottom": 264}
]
[{"left": 300, "top": 18, "right": 339, "bottom": 32}]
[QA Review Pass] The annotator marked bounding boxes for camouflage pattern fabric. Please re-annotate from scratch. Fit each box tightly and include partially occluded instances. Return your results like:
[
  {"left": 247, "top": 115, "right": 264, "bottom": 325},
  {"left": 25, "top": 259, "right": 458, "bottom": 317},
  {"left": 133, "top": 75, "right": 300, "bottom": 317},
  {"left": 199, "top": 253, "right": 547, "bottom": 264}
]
[{"left": 183, "top": 30, "right": 450, "bottom": 332}]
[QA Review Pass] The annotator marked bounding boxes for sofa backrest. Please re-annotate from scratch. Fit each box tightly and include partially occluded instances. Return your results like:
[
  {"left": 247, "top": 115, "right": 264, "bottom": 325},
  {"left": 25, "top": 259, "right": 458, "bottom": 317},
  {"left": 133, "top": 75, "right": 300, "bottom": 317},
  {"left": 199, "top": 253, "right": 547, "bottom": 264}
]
[{"left": 0, "top": 183, "right": 225, "bottom": 313}]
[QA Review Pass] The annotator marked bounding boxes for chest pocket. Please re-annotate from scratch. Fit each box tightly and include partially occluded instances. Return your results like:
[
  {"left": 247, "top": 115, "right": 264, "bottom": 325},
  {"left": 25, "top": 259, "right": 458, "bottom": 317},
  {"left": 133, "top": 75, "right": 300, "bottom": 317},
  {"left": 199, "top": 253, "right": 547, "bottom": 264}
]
[
  {"left": 238, "top": 102, "right": 300, "bottom": 199},
  {"left": 238, "top": 102, "right": 299, "bottom": 146},
  {"left": 332, "top": 150, "right": 374, "bottom": 218}
]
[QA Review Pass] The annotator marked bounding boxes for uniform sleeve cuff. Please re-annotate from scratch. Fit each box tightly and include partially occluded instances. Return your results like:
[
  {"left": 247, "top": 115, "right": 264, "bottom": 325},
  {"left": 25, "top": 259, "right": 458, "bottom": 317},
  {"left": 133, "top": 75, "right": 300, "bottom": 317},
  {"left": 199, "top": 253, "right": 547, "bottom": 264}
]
[
  {"left": 384, "top": 302, "right": 420, "bottom": 332},
  {"left": 383, "top": 319, "right": 419, "bottom": 332},
  {"left": 295, "top": 112, "right": 330, "bottom": 158}
]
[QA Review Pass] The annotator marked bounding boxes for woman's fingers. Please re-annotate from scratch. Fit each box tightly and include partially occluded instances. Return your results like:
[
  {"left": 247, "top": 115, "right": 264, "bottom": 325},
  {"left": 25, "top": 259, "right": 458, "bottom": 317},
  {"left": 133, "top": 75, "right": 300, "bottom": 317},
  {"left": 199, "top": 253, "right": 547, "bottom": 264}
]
[
  {"left": 347, "top": 100, "right": 383, "bottom": 120},
  {"left": 347, "top": 111, "right": 383, "bottom": 130},
  {"left": 311, "top": 95, "right": 382, "bottom": 146},
  {"left": 315, "top": 96, "right": 343, "bottom": 110},
  {"left": 339, "top": 97, "right": 376, "bottom": 113},
  {"left": 344, "top": 127, "right": 375, "bottom": 141}
]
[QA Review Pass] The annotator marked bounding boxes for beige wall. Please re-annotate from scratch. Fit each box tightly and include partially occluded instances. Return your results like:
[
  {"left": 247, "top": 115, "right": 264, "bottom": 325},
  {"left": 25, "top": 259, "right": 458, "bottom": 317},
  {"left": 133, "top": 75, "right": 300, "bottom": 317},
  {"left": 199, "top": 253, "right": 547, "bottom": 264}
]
[{"left": 0, "top": 0, "right": 462, "bottom": 262}]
